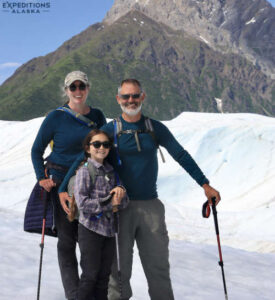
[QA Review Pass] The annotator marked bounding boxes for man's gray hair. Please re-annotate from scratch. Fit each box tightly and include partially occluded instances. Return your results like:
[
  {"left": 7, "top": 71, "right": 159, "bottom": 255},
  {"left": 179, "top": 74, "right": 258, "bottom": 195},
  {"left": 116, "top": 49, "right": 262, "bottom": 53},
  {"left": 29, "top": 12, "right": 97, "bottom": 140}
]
[{"left": 117, "top": 78, "right": 143, "bottom": 95}]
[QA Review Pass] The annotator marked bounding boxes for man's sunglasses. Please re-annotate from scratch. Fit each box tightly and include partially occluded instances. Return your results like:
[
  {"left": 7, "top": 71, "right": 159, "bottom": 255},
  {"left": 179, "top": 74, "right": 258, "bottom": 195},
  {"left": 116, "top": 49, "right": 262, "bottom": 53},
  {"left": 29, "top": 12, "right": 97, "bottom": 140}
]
[
  {"left": 89, "top": 141, "right": 112, "bottom": 149},
  {"left": 119, "top": 93, "right": 141, "bottom": 100},
  {"left": 69, "top": 82, "right": 87, "bottom": 92}
]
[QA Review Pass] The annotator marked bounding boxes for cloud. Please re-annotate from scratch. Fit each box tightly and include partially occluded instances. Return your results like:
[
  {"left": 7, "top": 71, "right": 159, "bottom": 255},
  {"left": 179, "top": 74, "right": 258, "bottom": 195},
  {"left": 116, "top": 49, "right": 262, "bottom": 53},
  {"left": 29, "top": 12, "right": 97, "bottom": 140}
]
[{"left": 0, "top": 62, "right": 22, "bottom": 70}]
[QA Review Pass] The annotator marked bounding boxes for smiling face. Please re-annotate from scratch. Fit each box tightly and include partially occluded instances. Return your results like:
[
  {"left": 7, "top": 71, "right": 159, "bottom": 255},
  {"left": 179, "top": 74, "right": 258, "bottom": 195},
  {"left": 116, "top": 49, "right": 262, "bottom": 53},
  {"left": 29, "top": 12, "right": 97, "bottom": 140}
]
[
  {"left": 65, "top": 80, "right": 89, "bottom": 107},
  {"left": 116, "top": 82, "right": 145, "bottom": 118},
  {"left": 86, "top": 133, "right": 111, "bottom": 164}
]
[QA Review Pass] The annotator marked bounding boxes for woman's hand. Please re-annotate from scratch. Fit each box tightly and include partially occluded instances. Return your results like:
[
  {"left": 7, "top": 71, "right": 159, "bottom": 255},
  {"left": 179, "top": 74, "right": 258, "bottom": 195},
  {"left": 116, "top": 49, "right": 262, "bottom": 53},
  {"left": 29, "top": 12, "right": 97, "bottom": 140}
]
[
  {"left": 39, "top": 178, "right": 56, "bottom": 193},
  {"left": 110, "top": 186, "right": 126, "bottom": 206},
  {"left": 59, "top": 192, "right": 72, "bottom": 215}
]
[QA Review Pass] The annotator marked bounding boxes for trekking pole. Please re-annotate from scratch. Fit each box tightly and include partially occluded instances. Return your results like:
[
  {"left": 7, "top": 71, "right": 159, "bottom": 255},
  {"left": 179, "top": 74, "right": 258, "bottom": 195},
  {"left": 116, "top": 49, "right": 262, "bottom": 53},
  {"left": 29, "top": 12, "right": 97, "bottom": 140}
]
[
  {"left": 113, "top": 205, "right": 123, "bottom": 300},
  {"left": 37, "top": 184, "right": 50, "bottom": 300},
  {"left": 202, "top": 197, "right": 228, "bottom": 300}
]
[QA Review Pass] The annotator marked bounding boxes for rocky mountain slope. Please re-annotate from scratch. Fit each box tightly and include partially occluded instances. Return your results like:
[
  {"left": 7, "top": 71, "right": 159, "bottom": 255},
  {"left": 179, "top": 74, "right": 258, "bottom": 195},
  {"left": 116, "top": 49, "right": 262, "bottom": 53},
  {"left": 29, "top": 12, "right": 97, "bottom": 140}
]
[
  {"left": 0, "top": 9, "right": 274, "bottom": 120},
  {"left": 105, "top": 0, "right": 275, "bottom": 78}
]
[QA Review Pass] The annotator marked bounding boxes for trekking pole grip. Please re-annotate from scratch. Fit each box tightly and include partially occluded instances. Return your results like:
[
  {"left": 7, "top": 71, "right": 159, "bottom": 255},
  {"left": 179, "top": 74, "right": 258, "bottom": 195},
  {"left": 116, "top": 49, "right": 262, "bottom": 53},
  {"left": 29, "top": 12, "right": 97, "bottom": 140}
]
[
  {"left": 211, "top": 197, "right": 220, "bottom": 238},
  {"left": 211, "top": 197, "right": 216, "bottom": 208},
  {"left": 211, "top": 197, "right": 218, "bottom": 215}
]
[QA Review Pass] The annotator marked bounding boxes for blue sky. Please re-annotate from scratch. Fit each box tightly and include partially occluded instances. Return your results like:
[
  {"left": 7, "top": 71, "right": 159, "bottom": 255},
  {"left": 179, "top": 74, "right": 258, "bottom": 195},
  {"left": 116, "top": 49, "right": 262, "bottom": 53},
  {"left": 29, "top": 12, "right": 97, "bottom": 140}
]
[
  {"left": 0, "top": 0, "right": 274, "bottom": 85},
  {"left": 0, "top": 0, "right": 114, "bottom": 84}
]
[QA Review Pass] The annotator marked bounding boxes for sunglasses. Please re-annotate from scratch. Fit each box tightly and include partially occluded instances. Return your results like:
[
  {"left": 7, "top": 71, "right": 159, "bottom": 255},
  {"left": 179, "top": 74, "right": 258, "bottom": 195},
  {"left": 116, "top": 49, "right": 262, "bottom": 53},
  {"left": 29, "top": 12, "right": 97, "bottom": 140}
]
[
  {"left": 119, "top": 93, "right": 141, "bottom": 100},
  {"left": 89, "top": 141, "right": 112, "bottom": 149},
  {"left": 69, "top": 82, "right": 87, "bottom": 92}
]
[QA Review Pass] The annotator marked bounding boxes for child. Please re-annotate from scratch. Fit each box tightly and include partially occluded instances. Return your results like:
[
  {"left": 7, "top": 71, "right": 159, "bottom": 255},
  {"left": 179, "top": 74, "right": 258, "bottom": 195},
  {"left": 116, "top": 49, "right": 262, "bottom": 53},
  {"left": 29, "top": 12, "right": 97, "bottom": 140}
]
[{"left": 73, "top": 129, "right": 128, "bottom": 300}]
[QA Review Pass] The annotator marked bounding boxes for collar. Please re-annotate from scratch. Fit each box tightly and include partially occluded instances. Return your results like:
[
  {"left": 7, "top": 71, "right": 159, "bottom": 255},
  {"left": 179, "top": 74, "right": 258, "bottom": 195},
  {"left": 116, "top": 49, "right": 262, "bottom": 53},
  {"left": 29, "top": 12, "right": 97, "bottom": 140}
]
[
  {"left": 120, "top": 114, "right": 144, "bottom": 125},
  {"left": 88, "top": 157, "right": 114, "bottom": 172}
]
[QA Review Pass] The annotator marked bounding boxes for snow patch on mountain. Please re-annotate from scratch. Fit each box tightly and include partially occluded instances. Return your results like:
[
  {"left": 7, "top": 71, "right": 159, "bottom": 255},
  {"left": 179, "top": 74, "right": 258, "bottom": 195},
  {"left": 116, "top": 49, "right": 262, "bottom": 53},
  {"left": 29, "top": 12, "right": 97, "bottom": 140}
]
[{"left": 246, "top": 17, "right": 256, "bottom": 24}]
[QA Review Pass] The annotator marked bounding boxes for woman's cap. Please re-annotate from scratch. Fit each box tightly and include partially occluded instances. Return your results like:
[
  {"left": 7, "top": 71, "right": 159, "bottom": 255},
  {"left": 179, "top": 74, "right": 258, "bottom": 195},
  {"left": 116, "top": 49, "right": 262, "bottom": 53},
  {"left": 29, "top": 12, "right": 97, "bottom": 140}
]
[{"left": 64, "top": 71, "right": 89, "bottom": 87}]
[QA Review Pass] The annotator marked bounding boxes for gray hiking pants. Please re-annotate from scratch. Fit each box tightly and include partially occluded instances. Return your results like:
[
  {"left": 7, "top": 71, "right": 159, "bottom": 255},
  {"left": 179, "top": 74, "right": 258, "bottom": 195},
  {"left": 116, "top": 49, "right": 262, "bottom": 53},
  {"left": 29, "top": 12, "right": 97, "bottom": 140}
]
[{"left": 108, "top": 199, "right": 174, "bottom": 300}]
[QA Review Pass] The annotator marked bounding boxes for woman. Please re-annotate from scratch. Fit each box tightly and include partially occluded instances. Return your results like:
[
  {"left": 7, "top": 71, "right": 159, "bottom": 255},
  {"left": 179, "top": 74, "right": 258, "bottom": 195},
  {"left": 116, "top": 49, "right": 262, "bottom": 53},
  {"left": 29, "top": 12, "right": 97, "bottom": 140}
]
[{"left": 31, "top": 71, "right": 106, "bottom": 300}]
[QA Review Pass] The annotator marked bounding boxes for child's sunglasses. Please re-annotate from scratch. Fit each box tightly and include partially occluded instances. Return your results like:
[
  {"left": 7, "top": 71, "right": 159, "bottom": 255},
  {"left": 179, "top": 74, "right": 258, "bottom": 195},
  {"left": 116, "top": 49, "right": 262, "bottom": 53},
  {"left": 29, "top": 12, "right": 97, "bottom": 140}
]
[
  {"left": 69, "top": 82, "right": 87, "bottom": 92},
  {"left": 89, "top": 141, "right": 112, "bottom": 149}
]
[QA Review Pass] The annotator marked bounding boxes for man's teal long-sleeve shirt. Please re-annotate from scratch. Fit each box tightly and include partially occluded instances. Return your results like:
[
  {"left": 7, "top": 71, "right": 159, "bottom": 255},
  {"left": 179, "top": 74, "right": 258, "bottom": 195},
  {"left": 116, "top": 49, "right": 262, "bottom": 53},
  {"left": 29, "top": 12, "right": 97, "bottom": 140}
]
[{"left": 59, "top": 115, "right": 209, "bottom": 200}]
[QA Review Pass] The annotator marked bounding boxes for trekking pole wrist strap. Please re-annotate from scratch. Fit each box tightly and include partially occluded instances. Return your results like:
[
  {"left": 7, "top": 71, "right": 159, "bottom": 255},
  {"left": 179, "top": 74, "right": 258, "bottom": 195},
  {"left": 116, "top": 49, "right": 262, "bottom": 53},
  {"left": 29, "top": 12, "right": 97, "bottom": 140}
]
[{"left": 202, "top": 200, "right": 211, "bottom": 218}]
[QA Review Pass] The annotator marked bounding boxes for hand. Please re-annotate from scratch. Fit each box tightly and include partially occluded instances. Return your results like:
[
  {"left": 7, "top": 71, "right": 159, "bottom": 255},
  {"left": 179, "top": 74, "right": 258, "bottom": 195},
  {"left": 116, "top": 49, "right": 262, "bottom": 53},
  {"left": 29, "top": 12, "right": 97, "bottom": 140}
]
[
  {"left": 202, "top": 184, "right": 221, "bottom": 206},
  {"left": 39, "top": 178, "right": 56, "bottom": 192},
  {"left": 110, "top": 186, "right": 125, "bottom": 206},
  {"left": 59, "top": 192, "right": 72, "bottom": 215}
]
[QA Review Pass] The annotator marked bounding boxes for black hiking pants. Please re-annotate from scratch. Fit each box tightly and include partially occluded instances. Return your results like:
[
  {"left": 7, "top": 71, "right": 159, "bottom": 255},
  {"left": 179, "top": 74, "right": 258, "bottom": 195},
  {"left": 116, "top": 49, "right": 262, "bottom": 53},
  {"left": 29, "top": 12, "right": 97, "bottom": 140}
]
[
  {"left": 53, "top": 187, "right": 79, "bottom": 299},
  {"left": 77, "top": 223, "right": 115, "bottom": 300}
]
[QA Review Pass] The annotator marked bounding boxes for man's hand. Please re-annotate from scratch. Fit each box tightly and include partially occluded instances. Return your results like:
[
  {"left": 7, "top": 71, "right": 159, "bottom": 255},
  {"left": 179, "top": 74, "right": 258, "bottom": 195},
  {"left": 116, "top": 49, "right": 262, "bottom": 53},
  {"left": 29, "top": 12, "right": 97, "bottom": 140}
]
[
  {"left": 39, "top": 178, "right": 56, "bottom": 192},
  {"left": 202, "top": 184, "right": 221, "bottom": 206},
  {"left": 59, "top": 192, "right": 72, "bottom": 215}
]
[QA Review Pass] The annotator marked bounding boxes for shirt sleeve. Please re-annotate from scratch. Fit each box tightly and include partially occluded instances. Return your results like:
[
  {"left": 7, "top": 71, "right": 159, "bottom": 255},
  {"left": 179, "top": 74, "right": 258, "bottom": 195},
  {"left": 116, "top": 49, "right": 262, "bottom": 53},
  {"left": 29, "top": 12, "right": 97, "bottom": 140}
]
[
  {"left": 154, "top": 120, "right": 209, "bottom": 186},
  {"left": 115, "top": 175, "right": 129, "bottom": 210},
  {"left": 58, "top": 152, "right": 85, "bottom": 193},
  {"left": 31, "top": 113, "right": 57, "bottom": 180}
]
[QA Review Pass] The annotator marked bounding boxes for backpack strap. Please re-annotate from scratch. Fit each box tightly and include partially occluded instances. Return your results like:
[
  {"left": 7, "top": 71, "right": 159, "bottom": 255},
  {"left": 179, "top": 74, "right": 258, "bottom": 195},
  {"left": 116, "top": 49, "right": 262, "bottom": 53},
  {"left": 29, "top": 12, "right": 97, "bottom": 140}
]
[
  {"left": 144, "top": 117, "right": 165, "bottom": 163},
  {"left": 67, "top": 161, "right": 97, "bottom": 197},
  {"left": 114, "top": 117, "right": 143, "bottom": 152},
  {"left": 86, "top": 161, "right": 98, "bottom": 183},
  {"left": 49, "top": 106, "right": 96, "bottom": 151},
  {"left": 114, "top": 117, "right": 123, "bottom": 136},
  {"left": 113, "top": 116, "right": 165, "bottom": 164},
  {"left": 113, "top": 118, "right": 122, "bottom": 166},
  {"left": 57, "top": 106, "right": 97, "bottom": 128}
]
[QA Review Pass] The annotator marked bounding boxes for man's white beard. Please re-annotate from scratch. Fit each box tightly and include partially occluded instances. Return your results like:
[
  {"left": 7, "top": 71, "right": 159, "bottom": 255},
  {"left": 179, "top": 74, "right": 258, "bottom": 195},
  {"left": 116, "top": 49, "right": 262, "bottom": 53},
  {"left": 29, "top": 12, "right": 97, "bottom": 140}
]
[{"left": 120, "top": 103, "right": 142, "bottom": 116}]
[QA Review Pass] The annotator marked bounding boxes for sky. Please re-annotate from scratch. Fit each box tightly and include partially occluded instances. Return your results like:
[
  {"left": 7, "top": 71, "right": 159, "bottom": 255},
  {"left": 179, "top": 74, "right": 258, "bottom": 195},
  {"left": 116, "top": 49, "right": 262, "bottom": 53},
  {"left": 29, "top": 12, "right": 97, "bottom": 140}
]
[
  {"left": 0, "top": 0, "right": 114, "bottom": 84},
  {"left": 0, "top": 112, "right": 275, "bottom": 299},
  {"left": 0, "top": 0, "right": 274, "bottom": 85}
]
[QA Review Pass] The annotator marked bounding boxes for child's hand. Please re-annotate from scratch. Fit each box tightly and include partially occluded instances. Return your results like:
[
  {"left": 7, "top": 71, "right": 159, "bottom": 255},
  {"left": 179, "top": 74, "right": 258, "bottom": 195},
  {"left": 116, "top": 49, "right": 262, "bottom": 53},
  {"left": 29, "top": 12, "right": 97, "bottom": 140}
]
[{"left": 110, "top": 186, "right": 125, "bottom": 206}]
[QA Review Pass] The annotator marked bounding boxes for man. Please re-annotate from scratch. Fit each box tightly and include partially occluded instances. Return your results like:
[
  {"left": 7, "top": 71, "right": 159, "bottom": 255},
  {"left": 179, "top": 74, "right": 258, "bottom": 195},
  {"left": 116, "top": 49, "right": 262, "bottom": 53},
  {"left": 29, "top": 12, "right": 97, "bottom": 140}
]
[
  {"left": 59, "top": 78, "right": 220, "bottom": 300},
  {"left": 102, "top": 79, "right": 220, "bottom": 300}
]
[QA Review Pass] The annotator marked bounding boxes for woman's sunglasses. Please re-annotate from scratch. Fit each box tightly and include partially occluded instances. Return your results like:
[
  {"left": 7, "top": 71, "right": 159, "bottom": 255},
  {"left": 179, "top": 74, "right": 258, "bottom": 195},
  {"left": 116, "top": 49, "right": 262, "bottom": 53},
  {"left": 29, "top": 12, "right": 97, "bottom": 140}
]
[
  {"left": 69, "top": 82, "right": 87, "bottom": 92},
  {"left": 89, "top": 141, "right": 112, "bottom": 149}
]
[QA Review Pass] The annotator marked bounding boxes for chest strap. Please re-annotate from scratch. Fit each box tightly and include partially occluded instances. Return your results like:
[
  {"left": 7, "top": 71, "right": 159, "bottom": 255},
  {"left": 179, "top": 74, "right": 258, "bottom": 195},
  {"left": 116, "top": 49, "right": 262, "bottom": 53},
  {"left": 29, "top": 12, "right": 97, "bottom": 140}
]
[{"left": 113, "top": 116, "right": 165, "bottom": 164}]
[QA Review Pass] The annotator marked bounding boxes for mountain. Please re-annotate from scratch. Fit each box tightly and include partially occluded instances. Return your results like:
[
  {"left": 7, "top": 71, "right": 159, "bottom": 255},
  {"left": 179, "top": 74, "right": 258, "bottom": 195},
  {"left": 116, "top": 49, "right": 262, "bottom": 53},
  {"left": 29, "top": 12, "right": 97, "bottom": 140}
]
[
  {"left": 105, "top": 0, "right": 275, "bottom": 78},
  {"left": 0, "top": 9, "right": 274, "bottom": 121}
]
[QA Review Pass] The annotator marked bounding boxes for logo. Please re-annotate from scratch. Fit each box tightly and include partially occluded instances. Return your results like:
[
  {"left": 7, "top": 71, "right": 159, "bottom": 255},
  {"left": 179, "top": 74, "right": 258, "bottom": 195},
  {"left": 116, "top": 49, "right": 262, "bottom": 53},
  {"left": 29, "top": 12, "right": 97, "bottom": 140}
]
[{"left": 2, "top": 1, "right": 51, "bottom": 14}]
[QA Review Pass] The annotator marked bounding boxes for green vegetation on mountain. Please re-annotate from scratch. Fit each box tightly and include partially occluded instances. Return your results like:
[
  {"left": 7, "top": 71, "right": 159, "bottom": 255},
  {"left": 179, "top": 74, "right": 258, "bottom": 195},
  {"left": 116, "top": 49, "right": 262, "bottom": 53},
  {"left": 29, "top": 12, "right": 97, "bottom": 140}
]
[{"left": 0, "top": 11, "right": 274, "bottom": 121}]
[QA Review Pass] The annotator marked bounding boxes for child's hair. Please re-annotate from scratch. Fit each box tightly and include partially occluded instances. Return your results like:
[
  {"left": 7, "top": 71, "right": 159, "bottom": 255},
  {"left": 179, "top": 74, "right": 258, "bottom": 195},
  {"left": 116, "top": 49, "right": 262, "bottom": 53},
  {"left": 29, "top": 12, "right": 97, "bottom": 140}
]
[{"left": 82, "top": 129, "right": 113, "bottom": 159}]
